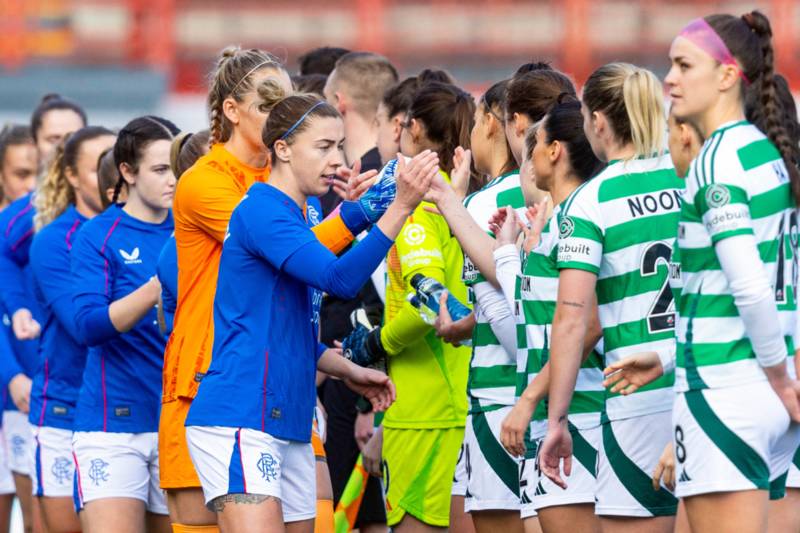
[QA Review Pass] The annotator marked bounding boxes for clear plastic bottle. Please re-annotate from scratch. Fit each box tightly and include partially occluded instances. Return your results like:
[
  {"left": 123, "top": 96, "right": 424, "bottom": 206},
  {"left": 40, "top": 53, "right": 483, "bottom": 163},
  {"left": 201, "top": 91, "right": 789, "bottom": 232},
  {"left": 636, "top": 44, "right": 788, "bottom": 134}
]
[{"left": 409, "top": 274, "right": 472, "bottom": 346}]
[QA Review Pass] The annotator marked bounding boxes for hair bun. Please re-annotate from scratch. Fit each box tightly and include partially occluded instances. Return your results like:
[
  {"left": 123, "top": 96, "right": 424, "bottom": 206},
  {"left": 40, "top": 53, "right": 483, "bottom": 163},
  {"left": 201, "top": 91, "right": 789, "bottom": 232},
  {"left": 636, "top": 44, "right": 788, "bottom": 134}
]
[
  {"left": 557, "top": 91, "right": 578, "bottom": 105},
  {"left": 742, "top": 10, "right": 772, "bottom": 38},
  {"left": 40, "top": 93, "right": 62, "bottom": 104}
]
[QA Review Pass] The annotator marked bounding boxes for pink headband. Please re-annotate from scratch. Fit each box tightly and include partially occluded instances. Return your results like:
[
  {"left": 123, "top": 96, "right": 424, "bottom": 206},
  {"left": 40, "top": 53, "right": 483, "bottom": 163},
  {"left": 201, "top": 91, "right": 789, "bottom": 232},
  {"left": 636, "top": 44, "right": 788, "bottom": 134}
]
[{"left": 678, "top": 18, "right": 751, "bottom": 85}]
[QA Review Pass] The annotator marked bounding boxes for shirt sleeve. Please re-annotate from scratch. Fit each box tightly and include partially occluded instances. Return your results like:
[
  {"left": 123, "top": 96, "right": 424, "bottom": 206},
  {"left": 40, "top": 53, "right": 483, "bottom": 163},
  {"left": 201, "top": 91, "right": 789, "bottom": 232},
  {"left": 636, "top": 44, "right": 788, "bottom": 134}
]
[
  {"left": 0, "top": 327, "right": 22, "bottom": 385},
  {"left": 0, "top": 224, "right": 30, "bottom": 317},
  {"left": 70, "top": 229, "right": 118, "bottom": 346},
  {"left": 242, "top": 200, "right": 393, "bottom": 300},
  {"left": 175, "top": 169, "right": 245, "bottom": 243},
  {"left": 556, "top": 189, "right": 605, "bottom": 273},
  {"left": 694, "top": 182, "right": 753, "bottom": 244},
  {"left": 156, "top": 238, "right": 178, "bottom": 319},
  {"left": 310, "top": 210, "right": 355, "bottom": 255},
  {"left": 29, "top": 232, "right": 82, "bottom": 343}
]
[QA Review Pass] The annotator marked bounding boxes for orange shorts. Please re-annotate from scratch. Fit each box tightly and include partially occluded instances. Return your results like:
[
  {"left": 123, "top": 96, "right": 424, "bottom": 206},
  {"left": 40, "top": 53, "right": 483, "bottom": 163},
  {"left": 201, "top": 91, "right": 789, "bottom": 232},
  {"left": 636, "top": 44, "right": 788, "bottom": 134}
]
[{"left": 158, "top": 398, "right": 201, "bottom": 489}]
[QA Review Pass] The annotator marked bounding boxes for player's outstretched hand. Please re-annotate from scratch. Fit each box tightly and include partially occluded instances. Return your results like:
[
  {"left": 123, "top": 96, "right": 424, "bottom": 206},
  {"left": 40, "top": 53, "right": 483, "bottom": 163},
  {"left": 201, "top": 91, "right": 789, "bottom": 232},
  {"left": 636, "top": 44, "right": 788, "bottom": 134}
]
[
  {"left": 12, "top": 308, "right": 40, "bottom": 341},
  {"left": 334, "top": 159, "right": 379, "bottom": 201},
  {"left": 602, "top": 351, "right": 664, "bottom": 396},
  {"left": 395, "top": 150, "right": 439, "bottom": 212},
  {"left": 449, "top": 146, "right": 472, "bottom": 200},
  {"left": 345, "top": 366, "right": 397, "bottom": 412},
  {"left": 433, "top": 291, "right": 475, "bottom": 346},
  {"left": 538, "top": 424, "right": 573, "bottom": 490},
  {"left": 500, "top": 397, "right": 539, "bottom": 457},
  {"left": 652, "top": 442, "right": 675, "bottom": 491}
]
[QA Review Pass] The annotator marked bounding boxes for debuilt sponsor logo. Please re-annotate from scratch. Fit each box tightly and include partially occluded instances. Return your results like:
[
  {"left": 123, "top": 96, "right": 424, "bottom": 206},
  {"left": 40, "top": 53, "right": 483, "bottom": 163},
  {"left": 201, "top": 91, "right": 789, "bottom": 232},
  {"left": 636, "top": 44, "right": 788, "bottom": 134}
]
[
  {"left": 401, "top": 248, "right": 442, "bottom": 268},
  {"left": 558, "top": 241, "right": 593, "bottom": 262},
  {"left": 704, "top": 206, "right": 748, "bottom": 233}
]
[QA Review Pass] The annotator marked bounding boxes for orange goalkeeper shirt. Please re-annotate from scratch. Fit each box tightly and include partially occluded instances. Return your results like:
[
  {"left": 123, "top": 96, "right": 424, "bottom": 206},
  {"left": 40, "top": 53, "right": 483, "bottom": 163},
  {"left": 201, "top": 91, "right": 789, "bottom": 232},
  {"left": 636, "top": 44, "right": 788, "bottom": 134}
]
[{"left": 163, "top": 143, "right": 353, "bottom": 401}]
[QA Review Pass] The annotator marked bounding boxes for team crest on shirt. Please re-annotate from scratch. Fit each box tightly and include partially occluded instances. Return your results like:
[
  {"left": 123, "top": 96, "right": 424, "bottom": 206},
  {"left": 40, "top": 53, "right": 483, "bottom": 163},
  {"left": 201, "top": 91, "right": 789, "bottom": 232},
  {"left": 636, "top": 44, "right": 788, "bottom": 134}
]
[
  {"left": 403, "top": 223, "right": 426, "bottom": 246},
  {"left": 307, "top": 204, "right": 321, "bottom": 226},
  {"left": 119, "top": 247, "right": 142, "bottom": 265},
  {"left": 88, "top": 458, "right": 109, "bottom": 486},
  {"left": 558, "top": 216, "right": 575, "bottom": 239},
  {"left": 51, "top": 456, "right": 73, "bottom": 485},
  {"left": 257, "top": 453, "right": 278, "bottom": 482},
  {"left": 704, "top": 184, "right": 730, "bottom": 209}
]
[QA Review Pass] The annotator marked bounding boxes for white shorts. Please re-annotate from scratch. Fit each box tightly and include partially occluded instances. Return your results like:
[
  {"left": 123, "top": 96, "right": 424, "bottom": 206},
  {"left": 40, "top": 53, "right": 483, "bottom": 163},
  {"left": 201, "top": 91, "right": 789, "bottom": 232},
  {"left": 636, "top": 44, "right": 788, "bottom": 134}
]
[
  {"left": 186, "top": 426, "right": 315, "bottom": 523},
  {"left": 72, "top": 431, "right": 167, "bottom": 514},
  {"left": 3, "top": 410, "right": 32, "bottom": 475},
  {"left": 596, "top": 412, "right": 678, "bottom": 517},
  {"left": 787, "top": 446, "right": 800, "bottom": 489},
  {"left": 28, "top": 425, "right": 74, "bottom": 497},
  {"left": 462, "top": 408, "right": 521, "bottom": 512},
  {"left": 0, "top": 429, "right": 15, "bottom": 494},
  {"left": 673, "top": 383, "right": 800, "bottom": 500},
  {"left": 451, "top": 441, "right": 467, "bottom": 497},
  {"left": 521, "top": 424, "right": 599, "bottom": 515}
]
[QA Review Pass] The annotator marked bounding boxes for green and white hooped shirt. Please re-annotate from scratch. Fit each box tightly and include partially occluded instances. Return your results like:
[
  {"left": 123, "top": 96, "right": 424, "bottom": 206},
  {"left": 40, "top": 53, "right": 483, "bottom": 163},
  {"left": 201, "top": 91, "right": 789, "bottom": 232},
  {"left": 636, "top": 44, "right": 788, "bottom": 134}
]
[
  {"left": 676, "top": 121, "right": 797, "bottom": 392},
  {"left": 557, "top": 155, "right": 683, "bottom": 422},
  {"left": 463, "top": 170, "right": 526, "bottom": 413},
  {"left": 515, "top": 203, "right": 604, "bottom": 430}
]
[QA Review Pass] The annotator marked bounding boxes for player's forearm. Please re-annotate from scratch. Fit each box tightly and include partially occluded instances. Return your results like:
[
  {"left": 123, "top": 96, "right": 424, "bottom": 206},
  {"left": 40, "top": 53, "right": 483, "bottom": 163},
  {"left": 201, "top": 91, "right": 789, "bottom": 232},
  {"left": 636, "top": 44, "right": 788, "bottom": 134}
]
[
  {"left": 546, "top": 305, "right": 588, "bottom": 429},
  {"left": 380, "top": 302, "right": 431, "bottom": 355},
  {"left": 437, "top": 192, "right": 498, "bottom": 286},
  {"left": 317, "top": 348, "right": 355, "bottom": 380},
  {"left": 312, "top": 213, "right": 355, "bottom": 255},
  {"left": 108, "top": 278, "right": 161, "bottom": 334}
]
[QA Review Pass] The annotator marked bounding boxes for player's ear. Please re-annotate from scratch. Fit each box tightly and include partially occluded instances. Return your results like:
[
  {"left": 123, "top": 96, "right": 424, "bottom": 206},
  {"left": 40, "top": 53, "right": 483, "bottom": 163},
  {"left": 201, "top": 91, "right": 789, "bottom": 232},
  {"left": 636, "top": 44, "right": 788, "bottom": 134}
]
[
  {"left": 273, "top": 139, "right": 292, "bottom": 164},
  {"left": 119, "top": 162, "right": 136, "bottom": 186}
]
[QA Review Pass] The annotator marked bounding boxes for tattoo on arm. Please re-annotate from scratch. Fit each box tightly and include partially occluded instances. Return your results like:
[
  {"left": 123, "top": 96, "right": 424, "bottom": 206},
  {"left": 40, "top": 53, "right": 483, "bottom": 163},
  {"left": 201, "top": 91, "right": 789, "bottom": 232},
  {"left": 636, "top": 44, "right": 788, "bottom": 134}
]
[
  {"left": 560, "top": 300, "right": 584, "bottom": 308},
  {"left": 209, "top": 493, "right": 279, "bottom": 512}
]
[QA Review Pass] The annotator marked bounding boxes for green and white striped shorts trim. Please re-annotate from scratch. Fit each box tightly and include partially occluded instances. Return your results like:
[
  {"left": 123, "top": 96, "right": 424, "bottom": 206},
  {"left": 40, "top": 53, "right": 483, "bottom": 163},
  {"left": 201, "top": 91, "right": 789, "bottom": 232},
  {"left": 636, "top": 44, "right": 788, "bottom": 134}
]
[
  {"left": 520, "top": 423, "right": 599, "bottom": 518},
  {"left": 462, "top": 407, "right": 521, "bottom": 512},
  {"left": 596, "top": 412, "right": 678, "bottom": 517},
  {"left": 673, "top": 382, "right": 800, "bottom": 500}
]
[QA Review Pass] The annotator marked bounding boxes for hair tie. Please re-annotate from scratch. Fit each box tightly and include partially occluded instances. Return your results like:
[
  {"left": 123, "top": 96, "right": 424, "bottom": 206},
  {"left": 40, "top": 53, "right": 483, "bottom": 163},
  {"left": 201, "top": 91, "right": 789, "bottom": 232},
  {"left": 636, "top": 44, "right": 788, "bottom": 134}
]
[
  {"left": 678, "top": 18, "right": 751, "bottom": 86},
  {"left": 556, "top": 92, "right": 576, "bottom": 105},
  {"left": 279, "top": 101, "right": 325, "bottom": 141}
]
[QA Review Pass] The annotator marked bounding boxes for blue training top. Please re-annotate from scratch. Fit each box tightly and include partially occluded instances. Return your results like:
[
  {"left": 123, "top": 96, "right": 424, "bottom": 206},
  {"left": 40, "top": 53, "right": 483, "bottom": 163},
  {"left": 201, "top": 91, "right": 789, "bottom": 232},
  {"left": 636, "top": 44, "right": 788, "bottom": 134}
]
[
  {"left": 0, "top": 194, "right": 41, "bottom": 411},
  {"left": 186, "top": 183, "right": 393, "bottom": 442},
  {"left": 156, "top": 235, "right": 177, "bottom": 336},
  {"left": 28, "top": 205, "right": 89, "bottom": 430},
  {"left": 71, "top": 204, "right": 173, "bottom": 433}
]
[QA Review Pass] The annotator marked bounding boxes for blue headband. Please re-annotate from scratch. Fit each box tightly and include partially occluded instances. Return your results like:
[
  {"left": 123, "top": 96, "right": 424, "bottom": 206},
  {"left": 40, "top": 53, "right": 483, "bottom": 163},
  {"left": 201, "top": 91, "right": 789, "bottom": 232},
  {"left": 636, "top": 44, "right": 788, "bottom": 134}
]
[{"left": 280, "top": 101, "right": 326, "bottom": 140}]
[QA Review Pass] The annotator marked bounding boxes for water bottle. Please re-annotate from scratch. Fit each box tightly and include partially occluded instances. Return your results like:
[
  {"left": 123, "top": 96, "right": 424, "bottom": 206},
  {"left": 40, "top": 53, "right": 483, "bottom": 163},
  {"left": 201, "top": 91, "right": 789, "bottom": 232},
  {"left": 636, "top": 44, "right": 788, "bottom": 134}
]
[{"left": 410, "top": 273, "right": 472, "bottom": 326}]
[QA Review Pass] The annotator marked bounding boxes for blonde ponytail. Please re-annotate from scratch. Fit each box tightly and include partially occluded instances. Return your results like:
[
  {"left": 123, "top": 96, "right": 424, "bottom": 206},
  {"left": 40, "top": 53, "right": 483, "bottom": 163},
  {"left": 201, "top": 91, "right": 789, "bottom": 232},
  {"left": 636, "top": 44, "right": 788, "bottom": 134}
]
[
  {"left": 583, "top": 62, "right": 666, "bottom": 160},
  {"left": 34, "top": 141, "right": 74, "bottom": 231},
  {"left": 622, "top": 67, "right": 666, "bottom": 159},
  {"left": 34, "top": 126, "right": 115, "bottom": 231}
]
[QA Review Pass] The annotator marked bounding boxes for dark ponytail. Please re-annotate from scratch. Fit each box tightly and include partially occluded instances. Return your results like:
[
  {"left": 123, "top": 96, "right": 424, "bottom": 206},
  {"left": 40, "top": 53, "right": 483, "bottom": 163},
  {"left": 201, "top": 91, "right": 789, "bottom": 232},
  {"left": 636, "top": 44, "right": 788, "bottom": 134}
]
[
  {"left": 708, "top": 11, "right": 800, "bottom": 204},
  {"left": 408, "top": 82, "right": 481, "bottom": 193},
  {"left": 542, "top": 96, "right": 604, "bottom": 182},
  {"left": 112, "top": 115, "right": 180, "bottom": 203}
]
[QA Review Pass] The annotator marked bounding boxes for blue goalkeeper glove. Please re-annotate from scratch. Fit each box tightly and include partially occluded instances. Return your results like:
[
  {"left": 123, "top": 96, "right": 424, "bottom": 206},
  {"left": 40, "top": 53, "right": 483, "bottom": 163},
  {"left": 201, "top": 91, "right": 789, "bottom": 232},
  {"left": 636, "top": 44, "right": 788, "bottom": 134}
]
[{"left": 342, "top": 309, "right": 387, "bottom": 367}]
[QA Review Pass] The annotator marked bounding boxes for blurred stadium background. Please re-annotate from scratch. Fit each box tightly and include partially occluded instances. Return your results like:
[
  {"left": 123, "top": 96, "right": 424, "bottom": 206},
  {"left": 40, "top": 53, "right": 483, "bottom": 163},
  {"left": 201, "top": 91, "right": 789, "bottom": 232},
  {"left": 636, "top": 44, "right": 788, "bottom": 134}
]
[{"left": 0, "top": 0, "right": 798, "bottom": 132}]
